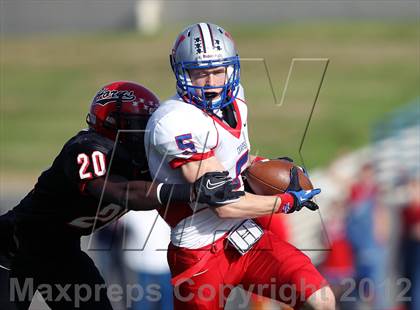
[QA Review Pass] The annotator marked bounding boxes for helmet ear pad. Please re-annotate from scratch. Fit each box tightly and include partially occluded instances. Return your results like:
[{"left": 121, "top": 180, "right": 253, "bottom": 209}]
[{"left": 86, "top": 113, "right": 96, "bottom": 127}]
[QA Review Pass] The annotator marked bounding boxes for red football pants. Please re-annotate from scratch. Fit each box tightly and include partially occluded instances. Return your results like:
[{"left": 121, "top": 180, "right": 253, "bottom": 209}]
[{"left": 168, "top": 230, "right": 327, "bottom": 310}]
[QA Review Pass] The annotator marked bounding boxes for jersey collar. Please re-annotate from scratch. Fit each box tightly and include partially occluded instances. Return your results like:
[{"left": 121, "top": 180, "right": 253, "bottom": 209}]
[{"left": 209, "top": 100, "right": 242, "bottom": 139}]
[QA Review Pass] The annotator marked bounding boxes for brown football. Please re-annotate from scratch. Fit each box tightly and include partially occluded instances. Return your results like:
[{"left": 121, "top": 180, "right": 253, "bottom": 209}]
[{"left": 244, "top": 159, "right": 313, "bottom": 195}]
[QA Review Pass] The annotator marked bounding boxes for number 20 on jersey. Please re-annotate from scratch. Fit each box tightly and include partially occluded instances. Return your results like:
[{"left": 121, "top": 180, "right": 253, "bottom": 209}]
[{"left": 77, "top": 151, "right": 106, "bottom": 180}]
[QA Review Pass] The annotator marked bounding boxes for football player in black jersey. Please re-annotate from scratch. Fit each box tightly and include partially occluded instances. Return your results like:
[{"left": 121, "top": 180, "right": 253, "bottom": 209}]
[{"left": 0, "top": 81, "right": 243, "bottom": 310}]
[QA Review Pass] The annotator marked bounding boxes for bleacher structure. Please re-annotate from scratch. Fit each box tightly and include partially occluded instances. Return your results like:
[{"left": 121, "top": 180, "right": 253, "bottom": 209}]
[
  {"left": 373, "top": 98, "right": 420, "bottom": 190},
  {"left": 287, "top": 97, "right": 420, "bottom": 265}
]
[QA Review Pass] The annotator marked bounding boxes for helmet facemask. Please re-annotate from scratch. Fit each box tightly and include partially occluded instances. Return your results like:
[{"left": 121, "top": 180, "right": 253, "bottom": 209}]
[
  {"left": 89, "top": 110, "right": 149, "bottom": 155},
  {"left": 114, "top": 112, "right": 150, "bottom": 167},
  {"left": 173, "top": 57, "right": 240, "bottom": 111},
  {"left": 119, "top": 114, "right": 149, "bottom": 148}
]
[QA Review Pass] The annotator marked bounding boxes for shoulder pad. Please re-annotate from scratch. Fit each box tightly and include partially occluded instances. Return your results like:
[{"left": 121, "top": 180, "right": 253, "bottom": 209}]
[
  {"left": 62, "top": 131, "right": 114, "bottom": 186},
  {"left": 65, "top": 130, "right": 115, "bottom": 156},
  {"left": 146, "top": 102, "right": 218, "bottom": 164}
]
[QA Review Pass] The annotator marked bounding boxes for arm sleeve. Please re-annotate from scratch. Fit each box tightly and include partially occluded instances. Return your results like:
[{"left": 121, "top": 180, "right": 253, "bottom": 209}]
[
  {"left": 85, "top": 175, "right": 193, "bottom": 210},
  {"left": 150, "top": 111, "right": 218, "bottom": 169}
]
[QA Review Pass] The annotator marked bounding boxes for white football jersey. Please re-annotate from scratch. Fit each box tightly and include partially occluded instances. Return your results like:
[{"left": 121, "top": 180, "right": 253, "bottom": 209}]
[{"left": 145, "top": 85, "right": 251, "bottom": 249}]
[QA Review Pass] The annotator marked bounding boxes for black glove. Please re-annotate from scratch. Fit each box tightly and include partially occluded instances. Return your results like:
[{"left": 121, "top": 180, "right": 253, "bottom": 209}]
[
  {"left": 193, "top": 171, "right": 245, "bottom": 206},
  {"left": 285, "top": 167, "right": 320, "bottom": 212}
]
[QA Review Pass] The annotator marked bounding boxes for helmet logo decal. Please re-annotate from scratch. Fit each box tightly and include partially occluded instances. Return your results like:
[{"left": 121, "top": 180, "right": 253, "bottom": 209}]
[
  {"left": 143, "top": 100, "right": 159, "bottom": 114},
  {"left": 95, "top": 89, "right": 135, "bottom": 105},
  {"left": 215, "top": 39, "right": 221, "bottom": 51},
  {"left": 197, "top": 23, "right": 207, "bottom": 53},
  {"left": 194, "top": 37, "right": 203, "bottom": 54}
]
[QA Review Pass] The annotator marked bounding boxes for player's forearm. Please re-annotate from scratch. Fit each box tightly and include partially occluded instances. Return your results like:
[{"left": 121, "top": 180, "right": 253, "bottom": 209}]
[
  {"left": 212, "top": 192, "right": 280, "bottom": 219},
  {"left": 86, "top": 178, "right": 160, "bottom": 210},
  {"left": 118, "top": 181, "right": 162, "bottom": 210},
  {"left": 125, "top": 182, "right": 193, "bottom": 211},
  {"left": 86, "top": 177, "right": 192, "bottom": 211}
]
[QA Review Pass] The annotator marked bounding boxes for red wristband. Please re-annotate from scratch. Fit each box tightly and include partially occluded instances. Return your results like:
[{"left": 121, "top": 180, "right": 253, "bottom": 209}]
[{"left": 276, "top": 193, "right": 295, "bottom": 214}]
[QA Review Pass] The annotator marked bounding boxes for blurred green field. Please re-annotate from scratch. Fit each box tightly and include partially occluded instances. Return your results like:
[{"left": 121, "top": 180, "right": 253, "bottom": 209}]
[{"left": 1, "top": 22, "right": 418, "bottom": 177}]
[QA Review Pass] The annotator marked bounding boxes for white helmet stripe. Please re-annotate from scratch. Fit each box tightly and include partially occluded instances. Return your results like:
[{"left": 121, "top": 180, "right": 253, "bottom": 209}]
[
  {"left": 206, "top": 23, "right": 215, "bottom": 48},
  {"left": 199, "top": 22, "right": 213, "bottom": 52}
]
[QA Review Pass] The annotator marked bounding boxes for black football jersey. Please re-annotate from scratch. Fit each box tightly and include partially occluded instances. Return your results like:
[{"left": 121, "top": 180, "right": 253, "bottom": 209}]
[{"left": 12, "top": 130, "right": 150, "bottom": 238}]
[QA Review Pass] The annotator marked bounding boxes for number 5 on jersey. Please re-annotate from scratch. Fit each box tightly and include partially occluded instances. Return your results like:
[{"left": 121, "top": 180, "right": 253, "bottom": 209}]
[
  {"left": 175, "top": 133, "right": 197, "bottom": 154},
  {"left": 77, "top": 151, "right": 106, "bottom": 180}
]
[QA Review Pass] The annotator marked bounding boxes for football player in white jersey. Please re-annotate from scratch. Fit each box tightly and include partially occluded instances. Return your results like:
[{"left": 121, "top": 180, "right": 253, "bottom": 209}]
[{"left": 145, "top": 23, "right": 335, "bottom": 310}]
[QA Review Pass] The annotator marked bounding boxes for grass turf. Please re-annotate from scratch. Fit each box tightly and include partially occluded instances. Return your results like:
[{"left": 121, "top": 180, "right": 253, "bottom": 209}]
[{"left": 1, "top": 22, "right": 418, "bottom": 176}]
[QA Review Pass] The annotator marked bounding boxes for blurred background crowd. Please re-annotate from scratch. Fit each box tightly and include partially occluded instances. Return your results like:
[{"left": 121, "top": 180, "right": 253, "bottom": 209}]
[{"left": 0, "top": 1, "right": 418, "bottom": 309}]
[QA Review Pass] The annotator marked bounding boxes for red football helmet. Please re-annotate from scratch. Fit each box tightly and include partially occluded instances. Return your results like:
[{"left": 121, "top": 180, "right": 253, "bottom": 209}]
[{"left": 86, "top": 81, "right": 159, "bottom": 143}]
